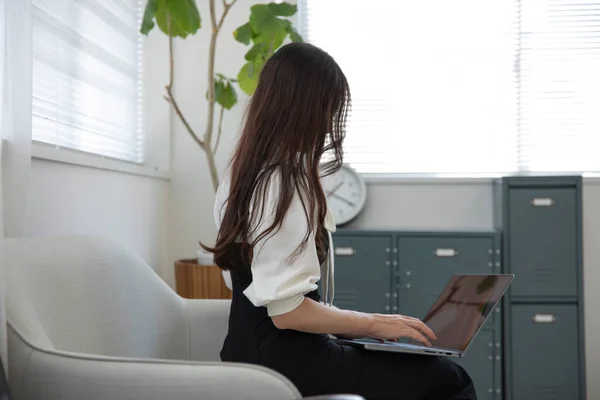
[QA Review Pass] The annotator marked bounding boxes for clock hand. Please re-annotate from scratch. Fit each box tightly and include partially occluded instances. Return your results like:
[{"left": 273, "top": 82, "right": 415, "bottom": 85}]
[
  {"left": 331, "top": 192, "right": 356, "bottom": 207},
  {"left": 326, "top": 180, "right": 345, "bottom": 197}
]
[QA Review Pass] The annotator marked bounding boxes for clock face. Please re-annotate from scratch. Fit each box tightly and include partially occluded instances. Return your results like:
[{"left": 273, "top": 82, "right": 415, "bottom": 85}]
[{"left": 320, "top": 164, "right": 367, "bottom": 226}]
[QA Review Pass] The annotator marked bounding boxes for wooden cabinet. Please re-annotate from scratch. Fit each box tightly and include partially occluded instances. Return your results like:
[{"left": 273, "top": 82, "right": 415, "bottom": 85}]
[{"left": 174, "top": 260, "right": 232, "bottom": 299}]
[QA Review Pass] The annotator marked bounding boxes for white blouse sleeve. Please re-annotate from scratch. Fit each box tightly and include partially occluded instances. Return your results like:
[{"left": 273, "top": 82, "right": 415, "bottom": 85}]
[{"left": 242, "top": 175, "right": 321, "bottom": 317}]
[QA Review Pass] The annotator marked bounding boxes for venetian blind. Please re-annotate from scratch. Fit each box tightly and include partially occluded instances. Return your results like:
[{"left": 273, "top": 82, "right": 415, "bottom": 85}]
[
  {"left": 32, "top": 0, "right": 143, "bottom": 163},
  {"left": 299, "top": 0, "right": 600, "bottom": 175}
]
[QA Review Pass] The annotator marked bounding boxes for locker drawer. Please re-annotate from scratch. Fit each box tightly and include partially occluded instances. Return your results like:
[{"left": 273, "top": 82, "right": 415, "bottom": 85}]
[
  {"left": 396, "top": 236, "right": 495, "bottom": 321},
  {"left": 455, "top": 329, "right": 498, "bottom": 400},
  {"left": 508, "top": 188, "right": 578, "bottom": 298},
  {"left": 511, "top": 304, "right": 580, "bottom": 400},
  {"left": 331, "top": 235, "right": 392, "bottom": 313}
]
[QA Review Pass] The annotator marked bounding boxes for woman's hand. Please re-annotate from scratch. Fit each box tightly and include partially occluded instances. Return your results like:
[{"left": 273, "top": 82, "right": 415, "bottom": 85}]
[{"left": 365, "top": 314, "right": 437, "bottom": 346}]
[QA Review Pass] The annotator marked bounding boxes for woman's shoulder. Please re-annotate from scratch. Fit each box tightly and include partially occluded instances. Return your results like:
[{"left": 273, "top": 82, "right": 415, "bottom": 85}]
[
  {"left": 213, "top": 167, "right": 283, "bottom": 225},
  {"left": 215, "top": 166, "right": 320, "bottom": 228}
]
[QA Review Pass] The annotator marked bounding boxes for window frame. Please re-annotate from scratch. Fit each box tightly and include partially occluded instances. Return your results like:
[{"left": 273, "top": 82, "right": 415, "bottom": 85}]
[
  {"left": 29, "top": 1, "right": 170, "bottom": 179},
  {"left": 31, "top": 139, "right": 169, "bottom": 179}
]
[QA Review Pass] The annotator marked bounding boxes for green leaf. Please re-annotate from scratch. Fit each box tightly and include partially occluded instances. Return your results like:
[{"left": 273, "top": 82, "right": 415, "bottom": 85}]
[
  {"left": 210, "top": 77, "right": 237, "bottom": 109},
  {"left": 267, "top": 2, "right": 297, "bottom": 17},
  {"left": 140, "top": 0, "right": 159, "bottom": 35},
  {"left": 154, "top": 0, "right": 201, "bottom": 38},
  {"left": 266, "top": 28, "right": 288, "bottom": 52},
  {"left": 206, "top": 79, "right": 224, "bottom": 101},
  {"left": 284, "top": 20, "right": 303, "bottom": 43},
  {"left": 214, "top": 80, "right": 224, "bottom": 102},
  {"left": 217, "top": 82, "right": 238, "bottom": 110},
  {"left": 249, "top": 4, "right": 287, "bottom": 38},
  {"left": 237, "top": 60, "right": 264, "bottom": 95},
  {"left": 233, "top": 22, "right": 253, "bottom": 45},
  {"left": 245, "top": 42, "right": 267, "bottom": 61}
]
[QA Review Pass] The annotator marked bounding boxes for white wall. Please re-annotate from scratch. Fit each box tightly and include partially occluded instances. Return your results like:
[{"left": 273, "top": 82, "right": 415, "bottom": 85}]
[
  {"left": 24, "top": 160, "right": 170, "bottom": 270},
  {"left": 167, "top": 0, "right": 599, "bottom": 397},
  {"left": 348, "top": 180, "right": 494, "bottom": 230}
]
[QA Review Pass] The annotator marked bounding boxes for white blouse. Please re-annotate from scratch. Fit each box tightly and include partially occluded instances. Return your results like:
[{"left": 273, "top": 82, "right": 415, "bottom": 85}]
[{"left": 214, "top": 170, "right": 336, "bottom": 317}]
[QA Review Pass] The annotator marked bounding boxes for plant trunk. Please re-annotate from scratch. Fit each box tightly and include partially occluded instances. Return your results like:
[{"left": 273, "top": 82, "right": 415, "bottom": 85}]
[
  {"left": 166, "top": 0, "right": 238, "bottom": 193},
  {"left": 204, "top": 0, "right": 219, "bottom": 192},
  {"left": 204, "top": 142, "right": 220, "bottom": 192},
  {"left": 204, "top": 33, "right": 218, "bottom": 147}
]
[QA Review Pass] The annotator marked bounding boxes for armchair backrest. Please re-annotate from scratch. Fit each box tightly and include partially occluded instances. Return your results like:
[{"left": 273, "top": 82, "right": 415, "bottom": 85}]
[{"left": 4, "top": 235, "right": 190, "bottom": 360}]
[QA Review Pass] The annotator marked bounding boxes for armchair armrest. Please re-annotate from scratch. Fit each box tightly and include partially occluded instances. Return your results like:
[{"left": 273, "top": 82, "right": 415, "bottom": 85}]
[
  {"left": 187, "top": 299, "right": 231, "bottom": 361},
  {"left": 16, "top": 347, "right": 301, "bottom": 400}
]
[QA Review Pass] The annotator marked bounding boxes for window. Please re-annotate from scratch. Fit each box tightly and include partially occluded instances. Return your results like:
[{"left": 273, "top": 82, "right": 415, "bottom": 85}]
[
  {"left": 299, "top": 0, "right": 600, "bottom": 175},
  {"left": 32, "top": 0, "right": 143, "bottom": 163}
]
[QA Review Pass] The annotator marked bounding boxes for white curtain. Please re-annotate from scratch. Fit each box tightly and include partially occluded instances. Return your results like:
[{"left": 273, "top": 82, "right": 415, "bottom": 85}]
[{"left": 0, "top": 0, "right": 33, "bottom": 368}]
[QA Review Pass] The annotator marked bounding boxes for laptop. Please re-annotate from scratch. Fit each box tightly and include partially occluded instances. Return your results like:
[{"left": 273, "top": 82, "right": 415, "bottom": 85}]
[{"left": 335, "top": 274, "right": 514, "bottom": 358}]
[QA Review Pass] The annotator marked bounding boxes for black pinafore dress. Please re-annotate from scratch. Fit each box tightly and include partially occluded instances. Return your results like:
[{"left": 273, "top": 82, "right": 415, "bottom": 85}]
[{"left": 220, "top": 234, "right": 477, "bottom": 400}]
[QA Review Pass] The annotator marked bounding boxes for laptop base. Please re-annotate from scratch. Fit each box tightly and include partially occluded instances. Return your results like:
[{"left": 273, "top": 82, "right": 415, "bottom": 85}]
[{"left": 335, "top": 338, "right": 462, "bottom": 358}]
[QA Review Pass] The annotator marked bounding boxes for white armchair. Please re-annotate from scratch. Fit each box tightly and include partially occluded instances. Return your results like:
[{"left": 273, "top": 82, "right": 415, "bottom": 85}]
[{"left": 3, "top": 235, "right": 360, "bottom": 400}]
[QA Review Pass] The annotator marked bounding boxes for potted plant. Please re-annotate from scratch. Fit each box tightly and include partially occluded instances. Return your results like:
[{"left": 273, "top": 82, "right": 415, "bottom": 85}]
[{"left": 140, "top": 0, "right": 302, "bottom": 298}]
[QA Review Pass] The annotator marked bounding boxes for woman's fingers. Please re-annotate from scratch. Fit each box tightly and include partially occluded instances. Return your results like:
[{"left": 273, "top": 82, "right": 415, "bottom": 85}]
[
  {"left": 370, "top": 314, "right": 436, "bottom": 346},
  {"left": 405, "top": 318, "right": 437, "bottom": 341},
  {"left": 402, "top": 327, "right": 432, "bottom": 347},
  {"left": 388, "top": 314, "right": 437, "bottom": 340}
]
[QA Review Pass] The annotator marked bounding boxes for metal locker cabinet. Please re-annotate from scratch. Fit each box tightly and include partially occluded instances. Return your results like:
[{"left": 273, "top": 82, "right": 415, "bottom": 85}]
[
  {"left": 330, "top": 233, "right": 392, "bottom": 313},
  {"left": 455, "top": 329, "right": 497, "bottom": 400},
  {"left": 496, "top": 176, "right": 586, "bottom": 400},
  {"left": 508, "top": 187, "right": 578, "bottom": 298},
  {"left": 510, "top": 304, "right": 580, "bottom": 400},
  {"left": 396, "top": 234, "right": 497, "bottom": 320}
]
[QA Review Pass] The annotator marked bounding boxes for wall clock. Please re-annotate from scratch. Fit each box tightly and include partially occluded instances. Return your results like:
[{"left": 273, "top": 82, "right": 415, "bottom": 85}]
[{"left": 320, "top": 164, "right": 368, "bottom": 226}]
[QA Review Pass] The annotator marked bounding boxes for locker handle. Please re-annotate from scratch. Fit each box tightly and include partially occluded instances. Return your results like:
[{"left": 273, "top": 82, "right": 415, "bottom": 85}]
[
  {"left": 530, "top": 198, "right": 554, "bottom": 207},
  {"left": 334, "top": 247, "right": 356, "bottom": 256},
  {"left": 434, "top": 248, "right": 458, "bottom": 258},
  {"left": 532, "top": 314, "right": 556, "bottom": 323}
]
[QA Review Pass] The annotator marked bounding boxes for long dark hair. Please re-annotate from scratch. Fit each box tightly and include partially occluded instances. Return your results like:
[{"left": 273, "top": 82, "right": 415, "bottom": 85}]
[{"left": 203, "top": 43, "right": 350, "bottom": 271}]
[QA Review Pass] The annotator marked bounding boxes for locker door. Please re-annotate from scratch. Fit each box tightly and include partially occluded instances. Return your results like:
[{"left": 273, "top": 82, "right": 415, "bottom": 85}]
[
  {"left": 331, "top": 235, "right": 392, "bottom": 313},
  {"left": 511, "top": 304, "right": 580, "bottom": 400},
  {"left": 397, "top": 236, "right": 494, "bottom": 319},
  {"left": 456, "top": 329, "right": 497, "bottom": 400}
]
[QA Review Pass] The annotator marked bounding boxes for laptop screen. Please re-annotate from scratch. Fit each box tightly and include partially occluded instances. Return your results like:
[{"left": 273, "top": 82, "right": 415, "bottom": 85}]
[{"left": 419, "top": 274, "right": 513, "bottom": 352}]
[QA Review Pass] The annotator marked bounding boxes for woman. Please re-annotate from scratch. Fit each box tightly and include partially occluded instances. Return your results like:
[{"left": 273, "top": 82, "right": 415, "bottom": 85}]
[{"left": 204, "top": 43, "right": 476, "bottom": 400}]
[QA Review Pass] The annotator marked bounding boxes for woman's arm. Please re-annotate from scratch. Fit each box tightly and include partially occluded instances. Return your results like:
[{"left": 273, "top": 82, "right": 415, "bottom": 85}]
[
  {"left": 272, "top": 297, "right": 436, "bottom": 346},
  {"left": 237, "top": 174, "right": 435, "bottom": 345},
  {"left": 272, "top": 297, "right": 372, "bottom": 336}
]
